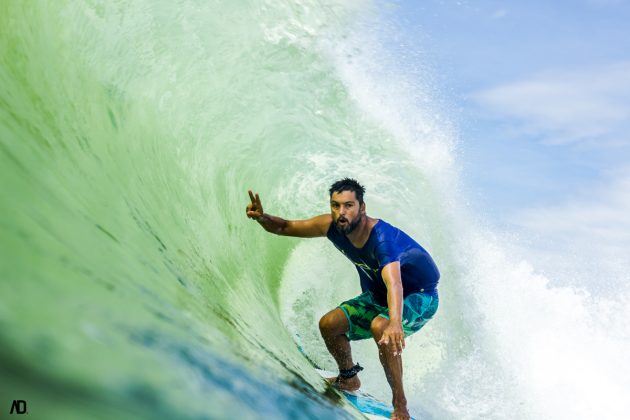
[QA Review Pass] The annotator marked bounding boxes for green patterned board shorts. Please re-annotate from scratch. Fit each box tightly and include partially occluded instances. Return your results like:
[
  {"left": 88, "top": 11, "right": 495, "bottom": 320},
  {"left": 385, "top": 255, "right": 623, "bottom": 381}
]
[{"left": 338, "top": 290, "right": 439, "bottom": 341}]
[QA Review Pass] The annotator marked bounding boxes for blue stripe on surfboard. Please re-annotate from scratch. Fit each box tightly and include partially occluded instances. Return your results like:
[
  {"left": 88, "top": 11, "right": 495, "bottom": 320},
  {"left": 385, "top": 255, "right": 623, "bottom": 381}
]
[{"left": 342, "top": 391, "right": 391, "bottom": 418}]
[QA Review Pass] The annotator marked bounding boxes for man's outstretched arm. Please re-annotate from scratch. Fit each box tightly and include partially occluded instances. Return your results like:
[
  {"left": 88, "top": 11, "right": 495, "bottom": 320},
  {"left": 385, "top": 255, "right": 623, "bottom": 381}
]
[{"left": 246, "top": 190, "right": 331, "bottom": 238}]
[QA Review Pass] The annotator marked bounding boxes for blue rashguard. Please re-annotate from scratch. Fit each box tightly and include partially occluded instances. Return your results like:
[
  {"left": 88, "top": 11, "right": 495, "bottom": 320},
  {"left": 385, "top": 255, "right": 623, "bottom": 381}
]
[{"left": 326, "top": 219, "right": 440, "bottom": 306}]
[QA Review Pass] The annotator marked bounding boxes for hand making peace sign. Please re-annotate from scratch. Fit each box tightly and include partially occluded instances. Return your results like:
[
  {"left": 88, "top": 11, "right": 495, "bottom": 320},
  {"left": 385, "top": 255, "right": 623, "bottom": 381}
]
[{"left": 246, "top": 190, "right": 264, "bottom": 220}]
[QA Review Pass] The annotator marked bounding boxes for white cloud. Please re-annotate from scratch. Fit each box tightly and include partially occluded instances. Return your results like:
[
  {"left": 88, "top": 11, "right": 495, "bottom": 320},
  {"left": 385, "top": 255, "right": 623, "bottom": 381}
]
[
  {"left": 470, "top": 62, "right": 630, "bottom": 293},
  {"left": 472, "top": 61, "right": 630, "bottom": 147},
  {"left": 491, "top": 9, "right": 508, "bottom": 19},
  {"left": 509, "top": 167, "right": 630, "bottom": 294},
  {"left": 514, "top": 167, "right": 630, "bottom": 244}
]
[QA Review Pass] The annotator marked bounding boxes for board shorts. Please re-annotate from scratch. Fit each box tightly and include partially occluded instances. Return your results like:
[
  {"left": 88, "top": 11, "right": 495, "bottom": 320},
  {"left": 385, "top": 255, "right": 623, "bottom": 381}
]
[{"left": 338, "top": 290, "right": 439, "bottom": 341}]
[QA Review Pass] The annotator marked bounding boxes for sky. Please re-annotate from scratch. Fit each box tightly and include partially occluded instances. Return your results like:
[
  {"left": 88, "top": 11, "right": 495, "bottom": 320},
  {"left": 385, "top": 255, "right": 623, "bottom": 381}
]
[{"left": 379, "top": 0, "right": 630, "bottom": 291}]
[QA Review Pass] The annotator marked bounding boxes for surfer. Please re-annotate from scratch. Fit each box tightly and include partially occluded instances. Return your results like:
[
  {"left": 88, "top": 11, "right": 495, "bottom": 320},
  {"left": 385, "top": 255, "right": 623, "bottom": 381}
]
[{"left": 246, "top": 178, "right": 439, "bottom": 420}]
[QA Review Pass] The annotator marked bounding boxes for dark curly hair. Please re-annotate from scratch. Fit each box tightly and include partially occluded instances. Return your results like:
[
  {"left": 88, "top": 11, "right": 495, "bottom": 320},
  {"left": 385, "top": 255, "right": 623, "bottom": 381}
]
[{"left": 329, "top": 178, "right": 366, "bottom": 204}]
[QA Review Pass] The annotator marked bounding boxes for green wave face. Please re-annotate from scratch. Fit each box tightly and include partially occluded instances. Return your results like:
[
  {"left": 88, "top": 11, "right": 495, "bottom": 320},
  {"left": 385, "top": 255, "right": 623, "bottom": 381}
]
[{"left": 1, "top": 0, "right": 460, "bottom": 419}]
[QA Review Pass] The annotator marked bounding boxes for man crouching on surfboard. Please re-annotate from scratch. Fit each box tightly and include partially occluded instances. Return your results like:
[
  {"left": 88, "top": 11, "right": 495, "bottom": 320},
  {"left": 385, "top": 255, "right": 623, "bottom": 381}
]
[{"left": 246, "top": 178, "right": 440, "bottom": 420}]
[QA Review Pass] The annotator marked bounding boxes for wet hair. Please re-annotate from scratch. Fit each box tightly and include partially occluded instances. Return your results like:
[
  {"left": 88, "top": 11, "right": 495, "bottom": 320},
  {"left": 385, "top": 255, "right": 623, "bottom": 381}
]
[{"left": 329, "top": 178, "right": 365, "bottom": 204}]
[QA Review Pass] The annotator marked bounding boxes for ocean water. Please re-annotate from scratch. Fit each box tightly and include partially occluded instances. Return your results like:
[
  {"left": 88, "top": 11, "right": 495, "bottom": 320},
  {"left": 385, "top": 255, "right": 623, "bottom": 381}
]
[{"left": 1, "top": 1, "right": 629, "bottom": 419}]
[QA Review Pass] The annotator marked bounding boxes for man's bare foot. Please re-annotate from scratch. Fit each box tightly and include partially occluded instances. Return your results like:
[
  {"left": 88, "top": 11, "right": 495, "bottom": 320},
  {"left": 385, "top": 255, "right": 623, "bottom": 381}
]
[
  {"left": 391, "top": 398, "right": 410, "bottom": 420},
  {"left": 325, "top": 375, "right": 361, "bottom": 392}
]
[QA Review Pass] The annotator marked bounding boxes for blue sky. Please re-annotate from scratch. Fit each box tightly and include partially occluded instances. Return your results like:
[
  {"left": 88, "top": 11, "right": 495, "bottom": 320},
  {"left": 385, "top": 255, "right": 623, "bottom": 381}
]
[{"left": 377, "top": 0, "right": 630, "bottom": 288}]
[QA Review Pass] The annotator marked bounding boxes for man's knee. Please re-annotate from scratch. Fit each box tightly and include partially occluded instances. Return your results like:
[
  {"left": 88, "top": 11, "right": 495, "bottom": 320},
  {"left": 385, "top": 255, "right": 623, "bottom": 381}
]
[
  {"left": 370, "top": 316, "right": 388, "bottom": 341},
  {"left": 319, "top": 308, "right": 349, "bottom": 337}
]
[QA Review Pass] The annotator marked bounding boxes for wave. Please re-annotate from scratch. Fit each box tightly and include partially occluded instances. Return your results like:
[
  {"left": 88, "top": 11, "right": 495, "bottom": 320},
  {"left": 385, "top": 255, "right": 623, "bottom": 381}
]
[{"left": 1, "top": 1, "right": 628, "bottom": 419}]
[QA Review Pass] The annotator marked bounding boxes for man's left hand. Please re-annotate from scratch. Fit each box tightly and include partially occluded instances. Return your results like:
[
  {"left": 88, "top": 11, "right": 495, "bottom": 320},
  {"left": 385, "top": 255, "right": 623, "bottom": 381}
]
[{"left": 377, "top": 320, "right": 405, "bottom": 356}]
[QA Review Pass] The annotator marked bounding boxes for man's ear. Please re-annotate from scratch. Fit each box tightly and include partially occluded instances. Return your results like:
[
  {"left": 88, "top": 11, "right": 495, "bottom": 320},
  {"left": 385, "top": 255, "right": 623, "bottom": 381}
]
[{"left": 360, "top": 202, "right": 366, "bottom": 214}]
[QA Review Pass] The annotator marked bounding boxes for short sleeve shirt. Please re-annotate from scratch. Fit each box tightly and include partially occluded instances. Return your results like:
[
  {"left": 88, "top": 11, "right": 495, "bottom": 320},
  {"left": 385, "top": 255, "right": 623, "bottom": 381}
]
[{"left": 326, "top": 219, "right": 440, "bottom": 305}]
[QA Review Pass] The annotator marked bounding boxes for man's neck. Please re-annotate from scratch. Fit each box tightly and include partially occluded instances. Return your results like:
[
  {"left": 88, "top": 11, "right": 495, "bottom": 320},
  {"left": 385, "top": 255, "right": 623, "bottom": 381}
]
[{"left": 346, "top": 215, "right": 375, "bottom": 247}]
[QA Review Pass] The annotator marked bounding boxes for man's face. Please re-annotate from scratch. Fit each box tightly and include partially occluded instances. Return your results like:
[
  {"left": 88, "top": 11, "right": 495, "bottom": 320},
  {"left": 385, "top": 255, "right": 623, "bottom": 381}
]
[{"left": 330, "top": 190, "right": 364, "bottom": 235}]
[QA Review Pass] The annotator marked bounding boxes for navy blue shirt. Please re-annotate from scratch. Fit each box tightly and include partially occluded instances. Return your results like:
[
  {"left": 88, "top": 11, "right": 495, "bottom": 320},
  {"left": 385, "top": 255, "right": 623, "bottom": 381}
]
[{"left": 326, "top": 219, "right": 439, "bottom": 306}]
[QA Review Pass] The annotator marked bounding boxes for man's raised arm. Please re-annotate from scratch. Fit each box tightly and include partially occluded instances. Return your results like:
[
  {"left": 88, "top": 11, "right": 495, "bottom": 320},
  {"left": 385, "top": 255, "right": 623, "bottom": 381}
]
[{"left": 246, "top": 190, "right": 331, "bottom": 238}]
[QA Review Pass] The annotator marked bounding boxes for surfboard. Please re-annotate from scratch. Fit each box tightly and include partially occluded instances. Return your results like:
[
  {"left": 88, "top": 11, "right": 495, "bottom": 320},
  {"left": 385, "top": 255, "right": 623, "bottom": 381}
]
[
  {"left": 317, "top": 369, "right": 416, "bottom": 419},
  {"left": 343, "top": 391, "right": 393, "bottom": 419}
]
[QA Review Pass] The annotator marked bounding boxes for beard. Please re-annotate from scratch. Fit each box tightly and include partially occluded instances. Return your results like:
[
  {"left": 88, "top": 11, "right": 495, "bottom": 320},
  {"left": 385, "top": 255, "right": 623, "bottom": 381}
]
[{"left": 335, "top": 214, "right": 362, "bottom": 235}]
